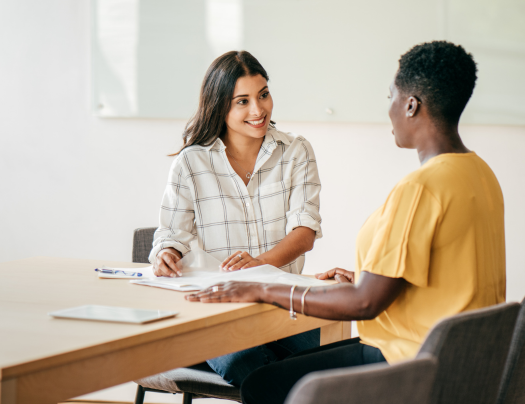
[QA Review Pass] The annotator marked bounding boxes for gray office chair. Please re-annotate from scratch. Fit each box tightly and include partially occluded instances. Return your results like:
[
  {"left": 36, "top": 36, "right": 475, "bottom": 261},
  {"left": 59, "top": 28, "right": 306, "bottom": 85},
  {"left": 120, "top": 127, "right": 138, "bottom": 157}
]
[
  {"left": 497, "top": 297, "right": 525, "bottom": 404},
  {"left": 285, "top": 302, "right": 520, "bottom": 404},
  {"left": 417, "top": 302, "right": 520, "bottom": 404},
  {"left": 131, "top": 227, "right": 241, "bottom": 404},
  {"left": 285, "top": 354, "right": 438, "bottom": 404},
  {"left": 131, "top": 227, "right": 157, "bottom": 264}
]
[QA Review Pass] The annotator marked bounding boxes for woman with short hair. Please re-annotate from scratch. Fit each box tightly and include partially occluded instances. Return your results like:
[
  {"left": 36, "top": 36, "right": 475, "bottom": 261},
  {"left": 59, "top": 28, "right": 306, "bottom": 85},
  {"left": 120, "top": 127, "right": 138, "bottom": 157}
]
[{"left": 187, "top": 41, "right": 506, "bottom": 404}]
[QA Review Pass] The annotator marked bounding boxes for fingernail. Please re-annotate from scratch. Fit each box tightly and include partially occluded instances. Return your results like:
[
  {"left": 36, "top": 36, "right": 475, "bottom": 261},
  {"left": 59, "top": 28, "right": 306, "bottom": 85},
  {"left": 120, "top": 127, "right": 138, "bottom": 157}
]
[{"left": 170, "top": 273, "right": 175, "bottom": 277}]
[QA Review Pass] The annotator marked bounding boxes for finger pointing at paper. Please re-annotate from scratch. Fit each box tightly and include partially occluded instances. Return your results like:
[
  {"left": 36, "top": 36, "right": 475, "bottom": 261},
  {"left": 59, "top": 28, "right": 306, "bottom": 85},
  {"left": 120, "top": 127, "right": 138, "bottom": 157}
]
[{"left": 154, "top": 248, "right": 182, "bottom": 277}]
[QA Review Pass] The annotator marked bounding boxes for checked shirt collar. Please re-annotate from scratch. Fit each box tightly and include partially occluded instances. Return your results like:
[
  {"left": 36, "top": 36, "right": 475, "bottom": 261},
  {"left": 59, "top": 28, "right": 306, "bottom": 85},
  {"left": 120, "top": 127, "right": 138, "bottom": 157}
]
[{"left": 203, "top": 128, "right": 291, "bottom": 176}]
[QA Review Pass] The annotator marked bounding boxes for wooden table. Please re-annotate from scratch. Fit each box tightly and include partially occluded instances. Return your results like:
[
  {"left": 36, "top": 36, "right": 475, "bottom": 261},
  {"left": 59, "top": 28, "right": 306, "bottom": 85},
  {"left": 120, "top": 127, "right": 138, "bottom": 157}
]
[{"left": 0, "top": 257, "right": 350, "bottom": 404}]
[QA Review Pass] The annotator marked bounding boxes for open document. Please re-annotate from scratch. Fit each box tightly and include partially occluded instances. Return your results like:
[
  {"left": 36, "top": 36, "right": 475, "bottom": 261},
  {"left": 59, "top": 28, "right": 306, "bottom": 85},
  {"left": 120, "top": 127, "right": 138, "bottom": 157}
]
[{"left": 130, "top": 248, "right": 327, "bottom": 292}]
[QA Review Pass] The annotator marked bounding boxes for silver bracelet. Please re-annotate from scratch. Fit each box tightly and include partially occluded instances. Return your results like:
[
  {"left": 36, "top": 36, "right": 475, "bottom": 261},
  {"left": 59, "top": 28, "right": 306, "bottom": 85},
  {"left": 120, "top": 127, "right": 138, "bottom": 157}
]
[
  {"left": 289, "top": 285, "right": 297, "bottom": 320},
  {"left": 301, "top": 286, "right": 312, "bottom": 316}
]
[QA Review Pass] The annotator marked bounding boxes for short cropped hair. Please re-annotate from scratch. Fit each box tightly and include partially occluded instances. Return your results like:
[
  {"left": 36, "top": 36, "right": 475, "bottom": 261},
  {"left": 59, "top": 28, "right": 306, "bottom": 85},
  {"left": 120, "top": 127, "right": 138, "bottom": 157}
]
[{"left": 395, "top": 41, "right": 477, "bottom": 124}]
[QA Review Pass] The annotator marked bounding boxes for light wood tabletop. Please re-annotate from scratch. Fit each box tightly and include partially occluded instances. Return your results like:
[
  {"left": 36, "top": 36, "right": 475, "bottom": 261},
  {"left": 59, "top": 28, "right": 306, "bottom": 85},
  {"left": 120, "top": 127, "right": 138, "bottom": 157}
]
[{"left": 0, "top": 257, "right": 350, "bottom": 404}]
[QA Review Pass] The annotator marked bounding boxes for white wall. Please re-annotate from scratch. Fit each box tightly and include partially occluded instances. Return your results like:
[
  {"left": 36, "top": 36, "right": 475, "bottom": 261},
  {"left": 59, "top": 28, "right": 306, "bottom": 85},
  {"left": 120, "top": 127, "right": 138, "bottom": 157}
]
[{"left": 1, "top": 1, "right": 524, "bottom": 303}]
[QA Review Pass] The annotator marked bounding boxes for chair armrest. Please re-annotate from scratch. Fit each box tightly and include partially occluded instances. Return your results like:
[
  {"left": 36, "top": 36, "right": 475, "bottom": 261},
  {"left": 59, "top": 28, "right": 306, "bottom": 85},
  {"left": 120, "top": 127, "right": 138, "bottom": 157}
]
[{"left": 285, "top": 355, "right": 437, "bottom": 404}]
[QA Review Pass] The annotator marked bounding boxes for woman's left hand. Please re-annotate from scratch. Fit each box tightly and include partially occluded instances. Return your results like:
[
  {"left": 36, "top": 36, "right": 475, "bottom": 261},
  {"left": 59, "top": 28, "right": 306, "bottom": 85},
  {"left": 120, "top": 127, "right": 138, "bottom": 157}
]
[
  {"left": 185, "top": 282, "right": 263, "bottom": 303},
  {"left": 220, "top": 251, "right": 265, "bottom": 271}
]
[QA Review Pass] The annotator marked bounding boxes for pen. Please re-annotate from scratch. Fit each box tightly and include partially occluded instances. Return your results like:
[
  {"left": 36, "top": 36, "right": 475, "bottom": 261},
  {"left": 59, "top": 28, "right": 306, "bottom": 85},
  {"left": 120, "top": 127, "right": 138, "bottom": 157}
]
[{"left": 94, "top": 268, "right": 143, "bottom": 277}]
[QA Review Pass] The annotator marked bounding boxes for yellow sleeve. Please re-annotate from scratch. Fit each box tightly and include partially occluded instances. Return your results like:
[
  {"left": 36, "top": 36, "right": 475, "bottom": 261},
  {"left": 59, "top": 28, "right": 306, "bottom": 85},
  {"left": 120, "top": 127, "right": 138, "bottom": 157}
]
[{"left": 361, "top": 181, "right": 442, "bottom": 287}]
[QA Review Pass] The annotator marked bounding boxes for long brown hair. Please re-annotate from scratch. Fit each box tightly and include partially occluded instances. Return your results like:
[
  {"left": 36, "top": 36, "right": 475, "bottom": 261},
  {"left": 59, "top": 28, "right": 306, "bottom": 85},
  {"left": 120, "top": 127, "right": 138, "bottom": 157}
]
[{"left": 171, "top": 51, "right": 275, "bottom": 156}]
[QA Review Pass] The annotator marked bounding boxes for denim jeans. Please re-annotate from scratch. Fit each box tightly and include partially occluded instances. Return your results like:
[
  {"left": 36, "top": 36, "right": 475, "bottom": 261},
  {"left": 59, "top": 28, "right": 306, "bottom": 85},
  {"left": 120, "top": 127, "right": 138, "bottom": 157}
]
[{"left": 206, "top": 328, "right": 320, "bottom": 387}]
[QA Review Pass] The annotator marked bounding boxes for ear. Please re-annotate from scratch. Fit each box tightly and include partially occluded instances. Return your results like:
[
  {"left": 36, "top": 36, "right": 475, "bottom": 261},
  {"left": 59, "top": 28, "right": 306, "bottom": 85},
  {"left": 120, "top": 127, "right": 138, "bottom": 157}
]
[{"left": 406, "top": 96, "right": 420, "bottom": 118}]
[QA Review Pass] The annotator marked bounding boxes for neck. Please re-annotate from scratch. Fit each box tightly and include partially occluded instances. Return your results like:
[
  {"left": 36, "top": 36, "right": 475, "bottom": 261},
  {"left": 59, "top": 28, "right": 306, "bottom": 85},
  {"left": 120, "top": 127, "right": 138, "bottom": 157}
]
[
  {"left": 222, "top": 130, "right": 264, "bottom": 159},
  {"left": 415, "top": 121, "right": 470, "bottom": 165}
]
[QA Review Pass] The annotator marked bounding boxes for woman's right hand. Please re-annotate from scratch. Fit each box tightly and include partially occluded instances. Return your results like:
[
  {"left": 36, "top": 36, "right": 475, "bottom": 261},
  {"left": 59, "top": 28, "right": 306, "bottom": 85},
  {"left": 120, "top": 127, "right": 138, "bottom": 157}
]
[
  {"left": 153, "top": 248, "right": 183, "bottom": 277},
  {"left": 315, "top": 267, "right": 355, "bottom": 284}
]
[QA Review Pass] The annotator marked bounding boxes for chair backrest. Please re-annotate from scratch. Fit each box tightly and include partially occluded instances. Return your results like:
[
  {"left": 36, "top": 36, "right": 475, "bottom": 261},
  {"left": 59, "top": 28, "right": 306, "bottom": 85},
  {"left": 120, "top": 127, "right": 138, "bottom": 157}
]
[
  {"left": 417, "top": 302, "right": 520, "bottom": 404},
  {"left": 132, "top": 227, "right": 157, "bottom": 263},
  {"left": 497, "top": 298, "right": 525, "bottom": 404},
  {"left": 284, "top": 355, "right": 438, "bottom": 404}
]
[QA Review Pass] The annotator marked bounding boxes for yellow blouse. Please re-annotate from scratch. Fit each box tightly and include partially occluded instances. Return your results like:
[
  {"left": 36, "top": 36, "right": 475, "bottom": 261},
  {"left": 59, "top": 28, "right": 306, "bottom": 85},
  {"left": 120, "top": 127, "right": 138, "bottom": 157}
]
[{"left": 356, "top": 152, "right": 506, "bottom": 363}]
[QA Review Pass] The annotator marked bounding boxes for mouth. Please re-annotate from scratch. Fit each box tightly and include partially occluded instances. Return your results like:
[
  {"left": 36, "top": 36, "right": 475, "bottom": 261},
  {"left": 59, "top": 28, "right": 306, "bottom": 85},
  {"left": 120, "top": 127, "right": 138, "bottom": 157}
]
[{"left": 245, "top": 116, "right": 266, "bottom": 129}]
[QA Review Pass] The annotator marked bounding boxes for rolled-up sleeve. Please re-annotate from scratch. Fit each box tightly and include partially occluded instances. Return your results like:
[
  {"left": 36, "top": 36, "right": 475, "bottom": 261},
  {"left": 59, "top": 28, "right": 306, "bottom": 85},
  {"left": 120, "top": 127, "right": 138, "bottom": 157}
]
[
  {"left": 148, "top": 156, "right": 196, "bottom": 263},
  {"left": 285, "top": 138, "right": 323, "bottom": 239}
]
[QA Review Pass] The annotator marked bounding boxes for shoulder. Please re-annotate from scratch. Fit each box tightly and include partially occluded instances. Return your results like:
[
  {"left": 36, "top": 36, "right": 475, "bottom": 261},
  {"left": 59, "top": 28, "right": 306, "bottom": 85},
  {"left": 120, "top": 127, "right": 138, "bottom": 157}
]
[
  {"left": 401, "top": 152, "right": 493, "bottom": 188},
  {"left": 270, "top": 127, "right": 316, "bottom": 155},
  {"left": 166, "top": 154, "right": 187, "bottom": 180},
  {"left": 172, "top": 143, "right": 217, "bottom": 169},
  {"left": 390, "top": 162, "right": 447, "bottom": 208},
  {"left": 167, "top": 146, "right": 202, "bottom": 175},
  {"left": 397, "top": 153, "right": 467, "bottom": 187},
  {"left": 179, "top": 143, "right": 214, "bottom": 158},
  {"left": 393, "top": 152, "right": 495, "bottom": 208}
]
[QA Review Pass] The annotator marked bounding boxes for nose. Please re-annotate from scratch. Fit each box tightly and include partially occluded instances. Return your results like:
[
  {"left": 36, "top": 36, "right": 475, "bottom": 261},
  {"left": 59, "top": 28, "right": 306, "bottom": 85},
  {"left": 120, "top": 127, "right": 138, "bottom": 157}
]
[{"left": 250, "top": 99, "right": 263, "bottom": 117}]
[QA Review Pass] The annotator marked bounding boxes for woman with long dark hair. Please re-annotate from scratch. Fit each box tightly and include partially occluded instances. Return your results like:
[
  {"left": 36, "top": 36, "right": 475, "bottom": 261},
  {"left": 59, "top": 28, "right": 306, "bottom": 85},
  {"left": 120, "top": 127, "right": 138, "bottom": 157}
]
[{"left": 149, "top": 51, "right": 323, "bottom": 385}]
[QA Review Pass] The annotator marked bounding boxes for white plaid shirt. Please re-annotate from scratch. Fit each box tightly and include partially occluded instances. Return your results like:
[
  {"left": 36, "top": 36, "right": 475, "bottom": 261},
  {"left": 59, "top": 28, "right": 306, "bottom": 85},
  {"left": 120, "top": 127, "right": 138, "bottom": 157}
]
[{"left": 149, "top": 128, "right": 322, "bottom": 274}]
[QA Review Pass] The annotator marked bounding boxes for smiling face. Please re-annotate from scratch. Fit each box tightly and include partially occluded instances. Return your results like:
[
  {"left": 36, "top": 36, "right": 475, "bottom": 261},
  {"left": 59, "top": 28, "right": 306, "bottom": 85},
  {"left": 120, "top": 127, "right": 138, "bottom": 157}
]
[{"left": 225, "top": 74, "right": 273, "bottom": 141}]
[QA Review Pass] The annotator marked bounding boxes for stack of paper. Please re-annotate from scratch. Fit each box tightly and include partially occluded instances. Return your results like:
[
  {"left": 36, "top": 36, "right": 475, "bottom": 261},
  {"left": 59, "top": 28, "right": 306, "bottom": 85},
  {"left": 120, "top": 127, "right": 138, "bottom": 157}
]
[{"left": 130, "top": 248, "right": 326, "bottom": 292}]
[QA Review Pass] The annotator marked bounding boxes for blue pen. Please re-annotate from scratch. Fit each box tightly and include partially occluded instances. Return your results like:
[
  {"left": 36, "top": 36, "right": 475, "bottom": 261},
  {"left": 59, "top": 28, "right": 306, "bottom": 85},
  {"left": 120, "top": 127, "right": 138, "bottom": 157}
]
[{"left": 94, "top": 268, "right": 143, "bottom": 277}]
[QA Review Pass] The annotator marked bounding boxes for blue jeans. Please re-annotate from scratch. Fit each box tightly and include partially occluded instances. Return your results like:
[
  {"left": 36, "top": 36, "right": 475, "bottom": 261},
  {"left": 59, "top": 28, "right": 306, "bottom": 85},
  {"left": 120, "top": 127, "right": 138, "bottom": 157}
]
[{"left": 207, "top": 328, "right": 320, "bottom": 387}]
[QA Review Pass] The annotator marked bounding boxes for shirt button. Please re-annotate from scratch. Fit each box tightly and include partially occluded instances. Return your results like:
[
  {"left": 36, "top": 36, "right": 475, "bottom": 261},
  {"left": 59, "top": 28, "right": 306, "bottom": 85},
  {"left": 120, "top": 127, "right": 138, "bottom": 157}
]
[{"left": 246, "top": 203, "right": 250, "bottom": 207}]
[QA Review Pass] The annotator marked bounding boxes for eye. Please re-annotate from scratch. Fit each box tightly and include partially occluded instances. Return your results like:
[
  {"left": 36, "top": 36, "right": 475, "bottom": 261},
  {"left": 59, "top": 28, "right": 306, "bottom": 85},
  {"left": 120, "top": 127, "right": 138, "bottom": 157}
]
[
  {"left": 237, "top": 99, "right": 248, "bottom": 105},
  {"left": 261, "top": 91, "right": 270, "bottom": 99}
]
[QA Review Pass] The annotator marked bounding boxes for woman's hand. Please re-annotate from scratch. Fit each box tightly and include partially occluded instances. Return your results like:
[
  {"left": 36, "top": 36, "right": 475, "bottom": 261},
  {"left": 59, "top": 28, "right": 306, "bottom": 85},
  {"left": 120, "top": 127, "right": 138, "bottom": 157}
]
[
  {"left": 185, "top": 282, "right": 264, "bottom": 303},
  {"left": 220, "top": 251, "right": 265, "bottom": 271},
  {"left": 315, "top": 267, "right": 355, "bottom": 284},
  {"left": 153, "top": 248, "right": 182, "bottom": 277}
]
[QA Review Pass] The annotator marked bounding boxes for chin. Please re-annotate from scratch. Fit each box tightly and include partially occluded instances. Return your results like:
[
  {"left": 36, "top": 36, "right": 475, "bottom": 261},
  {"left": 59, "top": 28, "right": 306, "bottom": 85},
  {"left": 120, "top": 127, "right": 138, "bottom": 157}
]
[
  {"left": 394, "top": 136, "right": 408, "bottom": 149},
  {"left": 245, "top": 124, "right": 270, "bottom": 138},
  {"left": 256, "top": 125, "right": 270, "bottom": 136}
]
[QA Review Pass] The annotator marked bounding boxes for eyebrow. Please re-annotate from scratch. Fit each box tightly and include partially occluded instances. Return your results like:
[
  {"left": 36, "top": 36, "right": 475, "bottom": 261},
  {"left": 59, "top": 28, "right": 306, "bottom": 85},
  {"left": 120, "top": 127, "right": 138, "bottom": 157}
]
[{"left": 232, "top": 85, "right": 268, "bottom": 99}]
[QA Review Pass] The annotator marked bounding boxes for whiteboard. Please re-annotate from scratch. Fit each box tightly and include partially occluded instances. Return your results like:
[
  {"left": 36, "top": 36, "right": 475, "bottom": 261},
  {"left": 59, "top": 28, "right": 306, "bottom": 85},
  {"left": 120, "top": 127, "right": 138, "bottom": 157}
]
[{"left": 91, "top": 0, "right": 525, "bottom": 125}]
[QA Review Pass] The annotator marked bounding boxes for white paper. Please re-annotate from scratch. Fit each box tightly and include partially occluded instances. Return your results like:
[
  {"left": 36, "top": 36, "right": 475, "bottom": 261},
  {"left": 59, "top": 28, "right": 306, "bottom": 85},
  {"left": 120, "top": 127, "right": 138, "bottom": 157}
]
[
  {"left": 130, "top": 248, "right": 326, "bottom": 292},
  {"left": 177, "top": 247, "right": 222, "bottom": 273}
]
